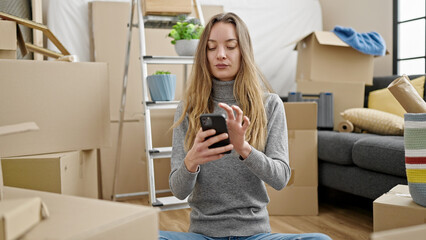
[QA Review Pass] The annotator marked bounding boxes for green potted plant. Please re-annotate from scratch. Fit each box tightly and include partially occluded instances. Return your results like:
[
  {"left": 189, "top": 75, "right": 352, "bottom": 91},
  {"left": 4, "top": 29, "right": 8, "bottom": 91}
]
[
  {"left": 168, "top": 17, "right": 204, "bottom": 56},
  {"left": 147, "top": 71, "right": 176, "bottom": 101}
]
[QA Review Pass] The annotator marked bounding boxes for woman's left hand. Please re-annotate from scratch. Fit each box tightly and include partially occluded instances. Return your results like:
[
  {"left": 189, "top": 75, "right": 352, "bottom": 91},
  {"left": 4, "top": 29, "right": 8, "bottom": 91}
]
[{"left": 218, "top": 103, "right": 252, "bottom": 159}]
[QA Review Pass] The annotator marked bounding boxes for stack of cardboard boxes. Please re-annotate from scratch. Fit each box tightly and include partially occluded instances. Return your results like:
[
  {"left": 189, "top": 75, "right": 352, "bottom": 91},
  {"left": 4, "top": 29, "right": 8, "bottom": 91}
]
[
  {"left": 267, "top": 102, "right": 318, "bottom": 215},
  {"left": 0, "top": 15, "right": 160, "bottom": 239},
  {"left": 0, "top": 15, "right": 110, "bottom": 198},
  {"left": 0, "top": 58, "right": 110, "bottom": 199},
  {"left": 294, "top": 31, "right": 381, "bottom": 130}
]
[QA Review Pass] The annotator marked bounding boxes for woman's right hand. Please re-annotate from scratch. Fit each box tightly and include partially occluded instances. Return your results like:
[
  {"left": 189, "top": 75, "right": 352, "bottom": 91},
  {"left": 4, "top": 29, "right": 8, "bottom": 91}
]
[{"left": 184, "top": 128, "right": 233, "bottom": 172}]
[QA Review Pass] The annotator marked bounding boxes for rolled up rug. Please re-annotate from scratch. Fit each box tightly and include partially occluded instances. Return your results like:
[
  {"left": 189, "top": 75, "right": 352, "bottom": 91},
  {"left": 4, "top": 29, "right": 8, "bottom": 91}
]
[{"left": 404, "top": 113, "right": 426, "bottom": 207}]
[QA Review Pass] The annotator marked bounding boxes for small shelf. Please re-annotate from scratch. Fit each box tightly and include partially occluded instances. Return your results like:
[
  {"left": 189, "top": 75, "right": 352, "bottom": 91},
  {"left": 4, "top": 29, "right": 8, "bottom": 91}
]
[{"left": 143, "top": 56, "right": 194, "bottom": 65}]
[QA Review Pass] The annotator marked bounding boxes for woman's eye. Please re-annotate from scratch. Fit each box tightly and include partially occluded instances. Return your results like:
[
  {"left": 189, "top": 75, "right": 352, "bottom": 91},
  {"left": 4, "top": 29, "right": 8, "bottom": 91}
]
[
  {"left": 227, "top": 46, "right": 236, "bottom": 50},
  {"left": 207, "top": 47, "right": 216, "bottom": 51}
]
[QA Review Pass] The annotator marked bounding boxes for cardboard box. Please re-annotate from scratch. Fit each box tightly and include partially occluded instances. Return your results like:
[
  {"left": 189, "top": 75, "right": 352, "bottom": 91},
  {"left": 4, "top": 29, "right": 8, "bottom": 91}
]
[
  {"left": 3, "top": 186, "right": 159, "bottom": 239},
  {"left": 0, "top": 21, "right": 17, "bottom": 59},
  {"left": 373, "top": 184, "right": 426, "bottom": 232},
  {"left": 0, "top": 197, "right": 46, "bottom": 240},
  {"left": 295, "top": 31, "right": 374, "bottom": 85},
  {"left": 0, "top": 122, "right": 40, "bottom": 200},
  {"left": 267, "top": 186, "right": 318, "bottom": 216},
  {"left": 143, "top": 0, "right": 192, "bottom": 16},
  {"left": 284, "top": 102, "right": 317, "bottom": 130},
  {"left": 288, "top": 130, "right": 317, "bottom": 186},
  {"left": 0, "top": 60, "right": 111, "bottom": 157},
  {"left": 2, "top": 150, "right": 98, "bottom": 199},
  {"left": 101, "top": 121, "right": 172, "bottom": 200},
  {"left": 297, "top": 80, "right": 365, "bottom": 131},
  {"left": 371, "top": 224, "right": 426, "bottom": 240},
  {"left": 267, "top": 130, "right": 318, "bottom": 216}
]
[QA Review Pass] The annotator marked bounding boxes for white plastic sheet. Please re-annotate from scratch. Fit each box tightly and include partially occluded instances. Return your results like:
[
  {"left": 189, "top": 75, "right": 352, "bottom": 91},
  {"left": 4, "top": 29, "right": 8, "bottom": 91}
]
[{"left": 43, "top": 0, "right": 321, "bottom": 96}]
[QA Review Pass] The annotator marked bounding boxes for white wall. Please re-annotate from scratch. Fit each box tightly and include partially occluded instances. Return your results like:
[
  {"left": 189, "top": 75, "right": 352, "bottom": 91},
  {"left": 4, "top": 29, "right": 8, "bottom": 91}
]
[{"left": 319, "top": 0, "right": 393, "bottom": 76}]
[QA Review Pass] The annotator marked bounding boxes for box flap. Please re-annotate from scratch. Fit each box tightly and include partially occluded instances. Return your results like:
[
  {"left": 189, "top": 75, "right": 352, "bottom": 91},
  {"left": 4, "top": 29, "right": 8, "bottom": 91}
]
[
  {"left": 314, "top": 31, "right": 349, "bottom": 47},
  {"left": 0, "top": 122, "right": 39, "bottom": 136}
]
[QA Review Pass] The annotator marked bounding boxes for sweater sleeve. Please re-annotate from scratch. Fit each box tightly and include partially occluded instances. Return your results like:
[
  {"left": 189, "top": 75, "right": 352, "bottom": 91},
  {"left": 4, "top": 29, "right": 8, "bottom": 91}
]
[
  {"left": 242, "top": 94, "right": 291, "bottom": 190},
  {"left": 169, "top": 102, "right": 198, "bottom": 200}
]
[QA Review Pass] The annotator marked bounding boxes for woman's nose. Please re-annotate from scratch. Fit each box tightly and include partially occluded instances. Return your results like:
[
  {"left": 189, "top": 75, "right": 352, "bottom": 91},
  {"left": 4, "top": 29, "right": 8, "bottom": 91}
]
[{"left": 217, "top": 46, "right": 226, "bottom": 59}]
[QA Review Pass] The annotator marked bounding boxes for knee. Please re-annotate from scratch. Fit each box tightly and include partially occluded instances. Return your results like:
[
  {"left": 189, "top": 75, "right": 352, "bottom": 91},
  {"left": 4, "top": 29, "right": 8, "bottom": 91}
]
[
  {"left": 312, "top": 233, "right": 332, "bottom": 240},
  {"left": 158, "top": 231, "right": 172, "bottom": 240}
]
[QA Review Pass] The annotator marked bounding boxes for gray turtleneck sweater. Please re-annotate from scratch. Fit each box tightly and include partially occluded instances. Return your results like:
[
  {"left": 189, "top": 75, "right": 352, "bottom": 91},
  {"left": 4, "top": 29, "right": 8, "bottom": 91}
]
[{"left": 169, "top": 79, "right": 290, "bottom": 237}]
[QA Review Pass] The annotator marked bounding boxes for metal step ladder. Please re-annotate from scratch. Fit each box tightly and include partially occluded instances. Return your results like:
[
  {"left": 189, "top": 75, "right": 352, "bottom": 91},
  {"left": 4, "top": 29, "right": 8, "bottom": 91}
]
[{"left": 110, "top": 0, "right": 204, "bottom": 211}]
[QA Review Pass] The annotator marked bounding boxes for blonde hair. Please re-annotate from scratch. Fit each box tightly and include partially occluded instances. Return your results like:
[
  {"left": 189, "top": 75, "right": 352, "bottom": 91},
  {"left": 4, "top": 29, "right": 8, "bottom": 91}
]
[{"left": 173, "top": 12, "right": 272, "bottom": 151}]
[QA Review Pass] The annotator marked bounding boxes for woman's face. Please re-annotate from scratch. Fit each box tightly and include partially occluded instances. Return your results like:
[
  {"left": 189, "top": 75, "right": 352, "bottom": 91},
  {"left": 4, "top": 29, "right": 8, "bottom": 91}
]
[{"left": 207, "top": 22, "right": 241, "bottom": 81}]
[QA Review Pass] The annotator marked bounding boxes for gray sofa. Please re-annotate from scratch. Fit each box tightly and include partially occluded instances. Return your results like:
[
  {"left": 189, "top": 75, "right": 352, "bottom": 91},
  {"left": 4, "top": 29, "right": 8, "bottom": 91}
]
[{"left": 317, "top": 75, "right": 425, "bottom": 200}]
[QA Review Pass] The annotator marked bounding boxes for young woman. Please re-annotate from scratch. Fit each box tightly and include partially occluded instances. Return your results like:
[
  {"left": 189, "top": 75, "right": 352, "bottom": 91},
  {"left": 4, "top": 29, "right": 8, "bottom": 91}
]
[{"left": 160, "top": 12, "right": 331, "bottom": 240}]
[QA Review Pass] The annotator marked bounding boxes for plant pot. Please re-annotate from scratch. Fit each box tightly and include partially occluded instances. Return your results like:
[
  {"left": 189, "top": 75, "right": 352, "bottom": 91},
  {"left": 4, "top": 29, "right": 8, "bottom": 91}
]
[
  {"left": 147, "top": 74, "right": 176, "bottom": 101},
  {"left": 174, "top": 39, "right": 199, "bottom": 56}
]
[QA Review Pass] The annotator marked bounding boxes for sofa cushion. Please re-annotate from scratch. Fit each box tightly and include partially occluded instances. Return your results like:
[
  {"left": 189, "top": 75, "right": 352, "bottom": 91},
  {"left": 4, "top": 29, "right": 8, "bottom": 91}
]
[
  {"left": 318, "top": 131, "right": 374, "bottom": 165},
  {"left": 352, "top": 136, "right": 406, "bottom": 177}
]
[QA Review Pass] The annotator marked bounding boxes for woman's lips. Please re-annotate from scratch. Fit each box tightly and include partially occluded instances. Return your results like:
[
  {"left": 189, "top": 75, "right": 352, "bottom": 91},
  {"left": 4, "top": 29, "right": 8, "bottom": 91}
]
[{"left": 216, "top": 64, "right": 228, "bottom": 69}]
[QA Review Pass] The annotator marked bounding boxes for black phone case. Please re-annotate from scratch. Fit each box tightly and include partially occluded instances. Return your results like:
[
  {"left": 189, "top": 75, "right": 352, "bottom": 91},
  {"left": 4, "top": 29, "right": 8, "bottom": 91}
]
[{"left": 200, "top": 114, "right": 231, "bottom": 154}]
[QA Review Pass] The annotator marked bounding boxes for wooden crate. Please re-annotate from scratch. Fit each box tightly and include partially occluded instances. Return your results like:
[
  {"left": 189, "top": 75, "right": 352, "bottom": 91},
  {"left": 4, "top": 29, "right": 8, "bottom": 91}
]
[{"left": 143, "top": 0, "right": 192, "bottom": 16}]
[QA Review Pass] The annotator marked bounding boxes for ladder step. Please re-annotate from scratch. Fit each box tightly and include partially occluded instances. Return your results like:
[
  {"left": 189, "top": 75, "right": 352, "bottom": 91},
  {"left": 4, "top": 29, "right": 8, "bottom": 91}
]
[
  {"left": 149, "top": 146, "right": 172, "bottom": 159},
  {"left": 146, "top": 101, "right": 179, "bottom": 109},
  {"left": 143, "top": 15, "right": 182, "bottom": 29},
  {"left": 113, "top": 189, "right": 172, "bottom": 201},
  {"left": 153, "top": 196, "right": 190, "bottom": 211},
  {"left": 143, "top": 55, "right": 194, "bottom": 64}
]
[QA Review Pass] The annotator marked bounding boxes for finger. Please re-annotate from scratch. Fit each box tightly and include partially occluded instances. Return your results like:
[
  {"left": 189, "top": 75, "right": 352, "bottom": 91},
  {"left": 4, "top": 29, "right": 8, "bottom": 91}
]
[
  {"left": 195, "top": 128, "right": 216, "bottom": 143},
  {"left": 232, "top": 105, "right": 243, "bottom": 124},
  {"left": 218, "top": 103, "right": 235, "bottom": 120},
  {"left": 242, "top": 116, "right": 250, "bottom": 131},
  {"left": 203, "top": 132, "right": 229, "bottom": 148}
]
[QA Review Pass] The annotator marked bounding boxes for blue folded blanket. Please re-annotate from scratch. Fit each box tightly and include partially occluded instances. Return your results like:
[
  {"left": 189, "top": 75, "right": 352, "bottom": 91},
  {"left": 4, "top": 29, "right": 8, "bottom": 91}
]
[{"left": 332, "top": 26, "right": 386, "bottom": 56}]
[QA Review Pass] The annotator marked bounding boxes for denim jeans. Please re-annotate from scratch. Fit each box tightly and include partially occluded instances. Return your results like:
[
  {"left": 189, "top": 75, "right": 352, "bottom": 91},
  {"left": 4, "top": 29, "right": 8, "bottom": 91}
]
[{"left": 159, "top": 231, "right": 332, "bottom": 240}]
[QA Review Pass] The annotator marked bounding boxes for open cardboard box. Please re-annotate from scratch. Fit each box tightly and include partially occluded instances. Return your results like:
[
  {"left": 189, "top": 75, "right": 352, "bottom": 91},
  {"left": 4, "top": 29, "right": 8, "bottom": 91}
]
[
  {"left": 295, "top": 31, "right": 389, "bottom": 85},
  {"left": 2, "top": 150, "right": 99, "bottom": 199}
]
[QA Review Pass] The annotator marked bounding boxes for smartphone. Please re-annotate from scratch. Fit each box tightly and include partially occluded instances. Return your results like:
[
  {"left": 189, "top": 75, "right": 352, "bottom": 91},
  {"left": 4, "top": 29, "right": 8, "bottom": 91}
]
[{"left": 200, "top": 113, "right": 232, "bottom": 154}]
